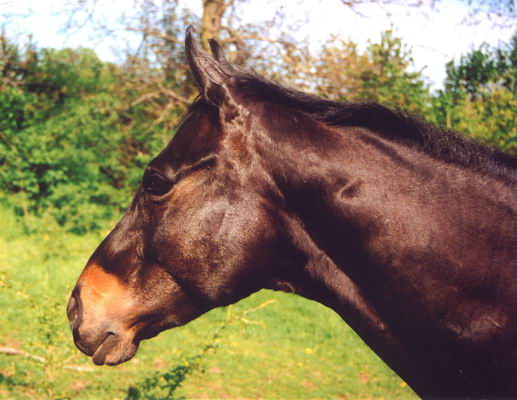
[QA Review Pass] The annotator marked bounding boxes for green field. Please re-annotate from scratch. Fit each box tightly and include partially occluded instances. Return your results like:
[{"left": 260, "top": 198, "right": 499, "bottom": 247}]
[{"left": 0, "top": 207, "right": 417, "bottom": 399}]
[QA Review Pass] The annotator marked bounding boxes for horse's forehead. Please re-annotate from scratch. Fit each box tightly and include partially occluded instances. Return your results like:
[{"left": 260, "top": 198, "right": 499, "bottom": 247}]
[{"left": 156, "top": 104, "right": 221, "bottom": 167}]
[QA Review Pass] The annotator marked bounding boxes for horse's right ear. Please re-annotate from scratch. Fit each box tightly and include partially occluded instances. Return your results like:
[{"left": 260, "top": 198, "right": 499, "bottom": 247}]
[
  {"left": 185, "top": 26, "right": 234, "bottom": 106},
  {"left": 208, "top": 38, "right": 236, "bottom": 74}
]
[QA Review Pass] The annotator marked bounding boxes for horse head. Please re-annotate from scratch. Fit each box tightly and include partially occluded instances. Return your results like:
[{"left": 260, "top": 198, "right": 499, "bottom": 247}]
[{"left": 66, "top": 27, "right": 295, "bottom": 366}]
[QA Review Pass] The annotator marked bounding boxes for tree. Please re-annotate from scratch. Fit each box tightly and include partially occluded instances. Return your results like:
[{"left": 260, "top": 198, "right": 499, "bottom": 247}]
[
  {"left": 434, "top": 33, "right": 517, "bottom": 152},
  {"left": 314, "top": 30, "right": 432, "bottom": 116},
  {"left": 444, "top": 33, "right": 516, "bottom": 98},
  {"left": 0, "top": 38, "right": 176, "bottom": 232},
  {"left": 337, "top": 0, "right": 515, "bottom": 25}
]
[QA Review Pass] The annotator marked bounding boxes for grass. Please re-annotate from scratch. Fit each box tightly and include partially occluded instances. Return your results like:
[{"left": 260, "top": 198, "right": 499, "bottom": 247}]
[{"left": 0, "top": 206, "right": 417, "bottom": 399}]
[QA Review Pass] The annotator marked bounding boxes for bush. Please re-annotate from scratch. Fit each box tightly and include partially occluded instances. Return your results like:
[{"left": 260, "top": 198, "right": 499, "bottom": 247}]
[
  {"left": 0, "top": 41, "right": 168, "bottom": 232},
  {"left": 433, "top": 33, "right": 517, "bottom": 152}
]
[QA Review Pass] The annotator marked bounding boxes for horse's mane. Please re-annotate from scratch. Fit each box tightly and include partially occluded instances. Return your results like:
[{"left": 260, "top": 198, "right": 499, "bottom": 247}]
[{"left": 233, "top": 72, "right": 517, "bottom": 184}]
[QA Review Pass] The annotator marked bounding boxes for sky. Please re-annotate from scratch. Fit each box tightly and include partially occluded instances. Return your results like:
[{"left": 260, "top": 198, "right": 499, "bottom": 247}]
[{"left": 1, "top": 0, "right": 515, "bottom": 89}]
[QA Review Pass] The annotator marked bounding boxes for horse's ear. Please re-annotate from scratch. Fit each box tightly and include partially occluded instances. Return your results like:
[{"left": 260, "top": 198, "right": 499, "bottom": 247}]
[
  {"left": 209, "top": 39, "right": 236, "bottom": 74},
  {"left": 185, "top": 26, "right": 234, "bottom": 106}
]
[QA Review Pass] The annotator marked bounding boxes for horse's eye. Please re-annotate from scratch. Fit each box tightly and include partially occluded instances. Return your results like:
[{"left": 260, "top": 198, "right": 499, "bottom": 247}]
[{"left": 142, "top": 171, "right": 173, "bottom": 196}]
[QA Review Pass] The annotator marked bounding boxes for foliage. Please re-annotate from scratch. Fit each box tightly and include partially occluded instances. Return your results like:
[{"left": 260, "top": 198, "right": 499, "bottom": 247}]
[
  {"left": 434, "top": 33, "right": 517, "bottom": 152},
  {"left": 444, "top": 34, "right": 516, "bottom": 98},
  {"left": 315, "top": 30, "right": 433, "bottom": 117},
  {"left": 0, "top": 39, "right": 173, "bottom": 232}
]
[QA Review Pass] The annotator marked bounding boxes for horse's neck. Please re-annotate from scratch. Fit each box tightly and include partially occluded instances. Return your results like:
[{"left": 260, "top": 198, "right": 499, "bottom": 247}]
[
  {"left": 260, "top": 123, "right": 517, "bottom": 396},
  {"left": 266, "top": 124, "right": 516, "bottom": 275},
  {"left": 269, "top": 124, "right": 516, "bottom": 318},
  {"left": 270, "top": 190, "right": 434, "bottom": 394}
]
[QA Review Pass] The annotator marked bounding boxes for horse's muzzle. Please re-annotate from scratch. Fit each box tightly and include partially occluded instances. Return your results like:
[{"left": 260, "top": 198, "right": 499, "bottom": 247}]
[
  {"left": 67, "top": 287, "right": 109, "bottom": 358},
  {"left": 66, "top": 286, "right": 139, "bottom": 365}
]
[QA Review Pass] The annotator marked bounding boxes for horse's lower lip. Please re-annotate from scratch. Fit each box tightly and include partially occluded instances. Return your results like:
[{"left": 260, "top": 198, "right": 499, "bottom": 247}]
[
  {"left": 91, "top": 333, "right": 118, "bottom": 365},
  {"left": 88, "top": 331, "right": 140, "bottom": 366}
]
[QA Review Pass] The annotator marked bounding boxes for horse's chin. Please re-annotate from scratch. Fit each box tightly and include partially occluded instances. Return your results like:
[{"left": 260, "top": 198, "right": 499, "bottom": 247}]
[{"left": 91, "top": 333, "right": 139, "bottom": 366}]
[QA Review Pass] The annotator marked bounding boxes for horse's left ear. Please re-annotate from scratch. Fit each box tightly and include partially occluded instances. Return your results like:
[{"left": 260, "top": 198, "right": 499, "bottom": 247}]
[{"left": 185, "top": 26, "right": 235, "bottom": 106}]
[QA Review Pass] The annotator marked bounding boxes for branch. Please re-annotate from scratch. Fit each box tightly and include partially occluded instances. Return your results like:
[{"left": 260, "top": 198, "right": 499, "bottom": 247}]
[
  {"left": 125, "top": 27, "right": 180, "bottom": 44},
  {"left": 0, "top": 346, "right": 94, "bottom": 372},
  {"left": 131, "top": 91, "right": 160, "bottom": 107},
  {"left": 157, "top": 83, "right": 191, "bottom": 105},
  {"left": 130, "top": 86, "right": 190, "bottom": 108},
  {"left": 0, "top": 346, "right": 45, "bottom": 362},
  {"left": 221, "top": 32, "right": 294, "bottom": 48}
]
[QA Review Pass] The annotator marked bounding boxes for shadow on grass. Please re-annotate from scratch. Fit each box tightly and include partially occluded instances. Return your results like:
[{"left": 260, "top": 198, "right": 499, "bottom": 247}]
[
  {"left": 0, "top": 371, "right": 29, "bottom": 393},
  {"left": 125, "top": 362, "right": 194, "bottom": 400}
]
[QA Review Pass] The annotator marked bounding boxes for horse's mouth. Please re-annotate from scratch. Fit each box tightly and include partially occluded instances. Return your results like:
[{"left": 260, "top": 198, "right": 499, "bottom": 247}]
[
  {"left": 89, "top": 332, "right": 139, "bottom": 366},
  {"left": 72, "top": 318, "right": 178, "bottom": 366}
]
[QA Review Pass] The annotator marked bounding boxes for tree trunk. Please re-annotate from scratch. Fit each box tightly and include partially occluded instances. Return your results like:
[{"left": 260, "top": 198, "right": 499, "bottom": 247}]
[{"left": 201, "top": 0, "right": 228, "bottom": 50}]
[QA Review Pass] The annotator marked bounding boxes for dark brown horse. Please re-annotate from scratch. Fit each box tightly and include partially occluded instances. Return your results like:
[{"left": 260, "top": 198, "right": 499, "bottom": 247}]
[{"left": 67, "top": 27, "right": 517, "bottom": 399}]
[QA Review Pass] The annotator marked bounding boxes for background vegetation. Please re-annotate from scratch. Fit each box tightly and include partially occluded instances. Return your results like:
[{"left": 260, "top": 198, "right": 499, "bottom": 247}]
[{"left": 0, "top": 0, "right": 515, "bottom": 398}]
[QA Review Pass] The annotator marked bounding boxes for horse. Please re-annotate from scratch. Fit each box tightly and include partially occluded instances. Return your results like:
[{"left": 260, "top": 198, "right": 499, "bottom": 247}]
[{"left": 67, "top": 26, "right": 517, "bottom": 399}]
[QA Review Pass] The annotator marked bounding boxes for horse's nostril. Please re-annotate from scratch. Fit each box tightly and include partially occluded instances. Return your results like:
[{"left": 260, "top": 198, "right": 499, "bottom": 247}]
[{"left": 67, "top": 294, "right": 80, "bottom": 329}]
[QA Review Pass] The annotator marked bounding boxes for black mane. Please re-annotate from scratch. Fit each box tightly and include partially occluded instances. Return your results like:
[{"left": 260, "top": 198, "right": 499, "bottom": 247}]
[{"left": 233, "top": 72, "right": 517, "bottom": 184}]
